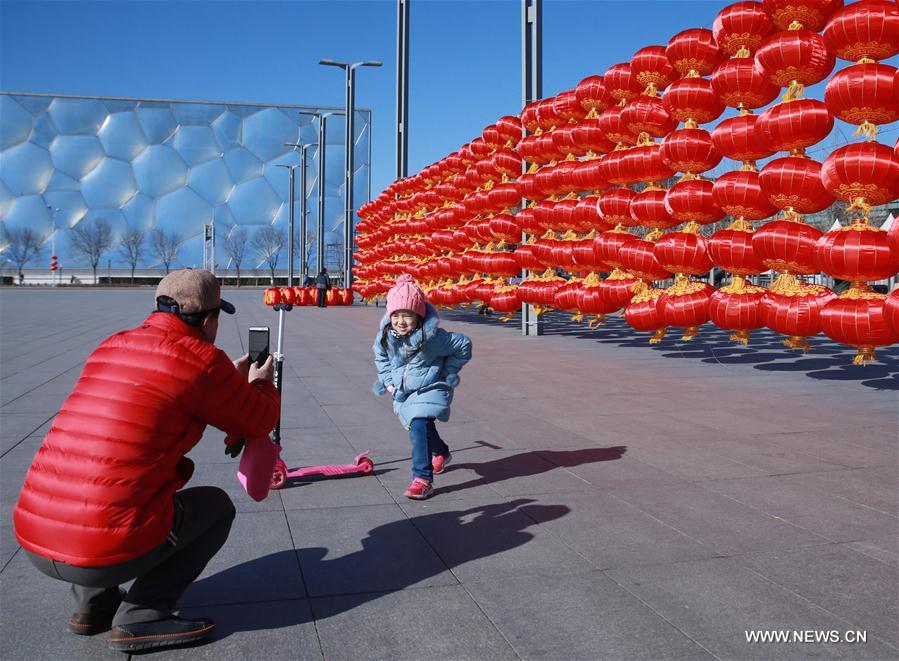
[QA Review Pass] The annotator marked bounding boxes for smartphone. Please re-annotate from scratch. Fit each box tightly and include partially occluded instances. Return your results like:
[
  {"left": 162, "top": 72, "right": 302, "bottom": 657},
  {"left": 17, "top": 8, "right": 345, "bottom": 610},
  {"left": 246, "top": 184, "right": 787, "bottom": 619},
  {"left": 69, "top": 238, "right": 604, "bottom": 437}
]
[{"left": 248, "top": 327, "right": 270, "bottom": 366}]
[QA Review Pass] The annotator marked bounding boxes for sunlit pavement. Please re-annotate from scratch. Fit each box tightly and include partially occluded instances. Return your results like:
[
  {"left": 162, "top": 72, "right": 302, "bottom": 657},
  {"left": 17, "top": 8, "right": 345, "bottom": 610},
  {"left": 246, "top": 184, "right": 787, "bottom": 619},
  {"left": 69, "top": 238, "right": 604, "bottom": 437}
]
[{"left": 1, "top": 287, "right": 896, "bottom": 660}]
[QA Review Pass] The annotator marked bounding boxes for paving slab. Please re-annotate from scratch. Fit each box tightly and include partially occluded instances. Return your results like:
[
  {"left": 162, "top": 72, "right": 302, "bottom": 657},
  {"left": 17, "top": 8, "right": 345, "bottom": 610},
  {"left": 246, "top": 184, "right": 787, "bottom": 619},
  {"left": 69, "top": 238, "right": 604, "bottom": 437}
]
[
  {"left": 312, "top": 585, "right": 518, "bottom": 661},
  {"left": 606, "top": 557, "right": 899, "bottom": 660},
  {"left": 736, "top": 544, "right": 899, "bottom": 649},
  {"left": 465, "top": 571, "right": 716, "bottom": 660},
  {"left": 287, "top": 504, "right": 456, "bottom": 597}
]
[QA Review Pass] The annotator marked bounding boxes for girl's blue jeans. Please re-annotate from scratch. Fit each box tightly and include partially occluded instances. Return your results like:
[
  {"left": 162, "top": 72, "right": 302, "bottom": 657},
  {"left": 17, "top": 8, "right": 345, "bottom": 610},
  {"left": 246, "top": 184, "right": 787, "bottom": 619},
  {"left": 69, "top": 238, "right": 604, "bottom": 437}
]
[{"left": 409, "top": 418, "right": 449, "bottom": 482}]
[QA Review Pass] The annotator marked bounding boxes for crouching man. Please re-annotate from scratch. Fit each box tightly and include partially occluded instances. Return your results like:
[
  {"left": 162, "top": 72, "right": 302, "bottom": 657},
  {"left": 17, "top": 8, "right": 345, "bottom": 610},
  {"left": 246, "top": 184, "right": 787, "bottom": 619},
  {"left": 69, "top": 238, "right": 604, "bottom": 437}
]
[{"left": 13, "top": 269, "right": 280, "bottom": 652}]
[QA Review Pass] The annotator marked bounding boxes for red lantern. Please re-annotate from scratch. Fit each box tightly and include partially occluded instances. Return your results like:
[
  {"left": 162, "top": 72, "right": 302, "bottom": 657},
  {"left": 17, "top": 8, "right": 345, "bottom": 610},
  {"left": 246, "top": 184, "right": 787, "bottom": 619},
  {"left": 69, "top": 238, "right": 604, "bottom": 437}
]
[
  {"left": 820, "top": 292, "right": 899, "bottom": 364},
  {"left": 625, "top": 286, "right": 668, "bottom": 342},
  {"left": 576, "top": 75, "right": 615, "bottom": 115},
  {"left": 762, "top": 0, "right": 844, "bottom": 31},
  {"left": 756, "top": 98, "right": 834, "bottom": 153},
  {"left": 754, "top": 30, "right": 836, "bottom": 97},
  {"left": 604, "top": 63, "right": 642, "bottom": 103},
  {"left": 712, "top": 169, "right": 778, "bottom": 221},
  {"left": 884, "top": 290, "right": 899, "bottom": 332},
  {"left": 823, "top": 0, "right": 899, "bottom": 62},
  {"left": 666, "top": 28, "right": 725, "bottom": 77},
  {"left": 654, "top": 230, "right": 714, "bottom": 274},
  {"left": 571, "top": 158, "right": 610, "bottom": 193},
  {"left": 658, "top": 278, "right": 717, "bottom": 340},
  {"left": 598, "top": 105, "right": 638, "bottom": 147},
  {"left": 554, "top": 89, "right": 588, "bottom": 124},
  {"left": 712, "top": 58, "right": 780, "bottom": 109},
  {"left": 821, "top": 141, "right": 899, "bottom": 210},
  {"left": 490, "top": 285, "right": 521, "bottom": 316},
  {"left": 709, "top": 222, "right": 769, "bottom": 275},
  {"left": 555, "top": 279, "right": 585, "bottom": 313},
  {"left": 816, "top": 220, "right": 899, "bottom": 283},
  {"left": 631, "top": 45, "right": 678, "bottom": 93},
  {"left": 661, "top": 78, "right": 725, "bottom": 125},
  {"left": 665, "top": 178, "right": 725, "bottom": 225},
  {"left": 661, "top": 128, "right": 722, "bottom": 174},
  {"left": 263, "top": 287, "right": 281, "bottom": 306},
  {"left": 761, "top": 276, "right": 837, "bottom": 349},
  {"left": 573, "top": 118, "right": 617, "bottom": 154},
  {"left": 621, "top": 96, "right": 677, "bottom": 138},
  {"left": 594, "top": 227, "right": 639, "bottom": 268},
  {"left": 598, "top": 188, "right": 638, "bottom": 227},
  {"left": 488, "top": 213, "right": 521, "bottom": 243},
  {"left": 709, "top": 277, "right": 768, "bottom": 343},
  {"left": 629, "top": 144, "right": 677, "bottom": 184},
  {"left": 712, "top": 114, "right": 775, "bottom": 164},
  {"left": 629, "top": 187, "right": 679, "bottom": 230},
  {"left": 759, "top": 155, "right": 834, "bottom": 214},
  {"left": 514, "top": 242, "right": 545, "bottom": 271},
  {"left": 713, "top": 1, "right": 775, "bottom": 56},
  {"left": 824, "top": 63, "right": 899, "bottom": 133},
  {"left": 579, "top": 277, "right": 621, "bottom": 325},
  {"left": 619, "top": 237, "right": 674, "bottom": 281},
  {"left": 597, "top": 269, "right": 639, "bottom": 309},
  {"left": 752, "top": 218, "right": 823, "bottom": 274}
]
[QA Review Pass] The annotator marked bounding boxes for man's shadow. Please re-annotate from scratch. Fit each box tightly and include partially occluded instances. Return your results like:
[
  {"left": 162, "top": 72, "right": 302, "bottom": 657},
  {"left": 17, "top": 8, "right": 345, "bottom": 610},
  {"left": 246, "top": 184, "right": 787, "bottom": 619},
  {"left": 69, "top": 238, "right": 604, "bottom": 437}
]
[
  {"left": 183, "top": 499, "right": 570, "bottom": 640},
  {"left": 438, "top": 446, "right": 626, "bottom": 495}
]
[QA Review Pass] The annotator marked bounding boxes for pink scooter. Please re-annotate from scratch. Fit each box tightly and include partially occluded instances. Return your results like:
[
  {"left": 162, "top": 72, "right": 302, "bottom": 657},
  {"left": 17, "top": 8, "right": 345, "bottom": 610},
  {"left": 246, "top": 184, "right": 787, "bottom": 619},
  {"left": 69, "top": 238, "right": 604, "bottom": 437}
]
[{"left": 270, "top": 451, "right": 374, "bottom": 489}]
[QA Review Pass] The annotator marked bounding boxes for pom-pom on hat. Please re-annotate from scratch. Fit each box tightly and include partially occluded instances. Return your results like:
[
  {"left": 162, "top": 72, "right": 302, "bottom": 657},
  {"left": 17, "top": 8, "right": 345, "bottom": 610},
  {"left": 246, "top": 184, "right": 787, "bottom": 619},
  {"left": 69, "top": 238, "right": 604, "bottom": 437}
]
[{"left": 386, "top": 274, "right": 427, "bottom": 317}]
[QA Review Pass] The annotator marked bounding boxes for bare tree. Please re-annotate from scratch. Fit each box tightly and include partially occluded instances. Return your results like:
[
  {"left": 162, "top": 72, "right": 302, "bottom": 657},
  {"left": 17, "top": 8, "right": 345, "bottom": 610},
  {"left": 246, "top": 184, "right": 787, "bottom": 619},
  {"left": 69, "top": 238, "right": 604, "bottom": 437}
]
[
  {"left": 250, "top": 225, "right": 285, "bottom": 284},
  {"left": 1, "top": 226, "right": 43, "bottom": 283},
  {"left": 149, "top": 228, "right": 182, "bottom": 274},
  {"left": 69, "top": 218, "right": 114, "bottom": 284},
  {"left": 221, "top": 226, "right": 248, "bottom": 286},
  {"left": 117, "top": 227, "right": 145, "bottom": 284}
]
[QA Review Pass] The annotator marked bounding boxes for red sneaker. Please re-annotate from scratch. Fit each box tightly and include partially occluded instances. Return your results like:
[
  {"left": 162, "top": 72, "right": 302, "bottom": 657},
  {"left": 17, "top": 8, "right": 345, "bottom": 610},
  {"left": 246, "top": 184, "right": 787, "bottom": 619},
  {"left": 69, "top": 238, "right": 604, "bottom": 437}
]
[
  {"left": 431, "top": 452, "right": 452, "bottom": 475},
  {"left": 404, "top": 477, "right": 433, "bottom": 500}
]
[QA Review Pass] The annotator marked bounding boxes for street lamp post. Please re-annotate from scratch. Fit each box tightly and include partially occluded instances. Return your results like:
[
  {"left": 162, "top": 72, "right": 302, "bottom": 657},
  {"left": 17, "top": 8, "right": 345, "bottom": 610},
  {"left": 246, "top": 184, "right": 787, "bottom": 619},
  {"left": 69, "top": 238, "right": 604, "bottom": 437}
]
[
  {"left": 275, "top": 163, "right": 298, "bottom": 287},
  {"left": 319, "top": 59, "right": 382, "bottom": 289}
]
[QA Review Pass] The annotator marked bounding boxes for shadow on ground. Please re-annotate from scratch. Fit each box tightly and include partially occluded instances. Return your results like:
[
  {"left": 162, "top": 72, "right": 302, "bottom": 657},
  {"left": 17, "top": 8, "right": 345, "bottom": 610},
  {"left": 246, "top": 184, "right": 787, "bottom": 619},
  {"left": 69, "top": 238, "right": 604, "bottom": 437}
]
[
  {"left": 443, "top": 310, "right": 899, "bottom": 391},
  {"left": 440, "top": 446, "right": 627, "bottom": 494},
  {"left": 186, "top": 499, "right": 570, "bottom": 640}
]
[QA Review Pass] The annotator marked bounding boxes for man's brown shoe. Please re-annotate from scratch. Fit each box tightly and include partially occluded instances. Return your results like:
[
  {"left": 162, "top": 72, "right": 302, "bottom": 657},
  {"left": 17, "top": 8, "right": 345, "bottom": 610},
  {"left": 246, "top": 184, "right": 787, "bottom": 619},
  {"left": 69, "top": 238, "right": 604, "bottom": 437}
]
[
  {"left": 107, "top": 616, "right": 215, "bottom": 652},
  {"left": 67, "top": 588, "right": 125, "bottom": 636}
]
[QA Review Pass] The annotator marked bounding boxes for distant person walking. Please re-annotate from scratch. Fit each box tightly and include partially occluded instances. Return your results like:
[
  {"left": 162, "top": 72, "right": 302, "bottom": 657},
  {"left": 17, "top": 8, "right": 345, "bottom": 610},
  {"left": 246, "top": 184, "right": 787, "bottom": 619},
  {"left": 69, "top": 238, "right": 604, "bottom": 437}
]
[
  {"left": 372, "top": 275, "right": 472, "bottom": 500},
  {"left": 315, "top": 268, "right": 331, "bottom": 307}
]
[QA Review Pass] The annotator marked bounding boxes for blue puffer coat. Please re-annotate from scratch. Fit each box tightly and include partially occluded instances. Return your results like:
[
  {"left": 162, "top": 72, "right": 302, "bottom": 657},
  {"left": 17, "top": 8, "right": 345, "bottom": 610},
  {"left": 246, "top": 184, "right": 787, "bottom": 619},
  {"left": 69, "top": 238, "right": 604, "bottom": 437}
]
[{"left": 373, "top": 302, "right": 472, "bottom": 429}]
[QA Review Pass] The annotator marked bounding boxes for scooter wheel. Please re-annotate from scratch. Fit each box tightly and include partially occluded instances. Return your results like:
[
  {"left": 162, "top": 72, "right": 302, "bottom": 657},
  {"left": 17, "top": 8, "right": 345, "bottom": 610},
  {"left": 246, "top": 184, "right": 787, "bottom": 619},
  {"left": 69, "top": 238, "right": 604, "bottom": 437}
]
[
  {"left": 270, "top": 461, "right": 288, "bottom": 489},
  {"left": 357, "top": 457, "right": 374, "bottom": 474}
]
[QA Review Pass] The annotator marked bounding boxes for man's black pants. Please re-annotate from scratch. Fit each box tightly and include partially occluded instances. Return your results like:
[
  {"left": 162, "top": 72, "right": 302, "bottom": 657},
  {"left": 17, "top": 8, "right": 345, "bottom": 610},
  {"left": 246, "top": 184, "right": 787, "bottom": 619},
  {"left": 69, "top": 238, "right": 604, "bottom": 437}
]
[
  {"left": 26, "top": 486, "right": 235, "bottom": 626},
  {"left": 317, "top": 289, "right": 327, "bottom": 307}
]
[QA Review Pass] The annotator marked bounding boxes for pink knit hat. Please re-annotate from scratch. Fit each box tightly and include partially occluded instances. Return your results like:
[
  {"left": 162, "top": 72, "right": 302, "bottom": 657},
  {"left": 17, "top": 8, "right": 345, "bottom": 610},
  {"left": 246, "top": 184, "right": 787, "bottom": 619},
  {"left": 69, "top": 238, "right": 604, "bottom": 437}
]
[{"left": 386, "top": 274, "right": 426, "bottom": 317}]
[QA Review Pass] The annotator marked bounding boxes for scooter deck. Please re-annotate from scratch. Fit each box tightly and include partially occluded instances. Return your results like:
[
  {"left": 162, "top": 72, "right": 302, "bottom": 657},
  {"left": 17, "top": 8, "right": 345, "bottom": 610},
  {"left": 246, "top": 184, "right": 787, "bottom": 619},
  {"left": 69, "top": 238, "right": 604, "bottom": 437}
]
[{"left": 271, "top": 451, "right": 373, "bottom": 488}]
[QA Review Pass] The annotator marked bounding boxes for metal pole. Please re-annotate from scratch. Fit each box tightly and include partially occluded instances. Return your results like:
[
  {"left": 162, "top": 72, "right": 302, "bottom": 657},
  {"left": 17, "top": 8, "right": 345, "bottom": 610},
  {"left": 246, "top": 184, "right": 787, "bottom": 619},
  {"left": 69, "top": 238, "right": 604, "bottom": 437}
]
[
  {"left": 300, "top": 145, "right": 309, "bottom": 283},
  {"left": 317, "top": 114, "right": 328, "bottom": 274},
  {"left": 287, "top": 166, "right": 295, "bottom": 287},
  {"left": 521, "top": 0, "right": 543, "bottom": 337},
  {"left": 396, "top": 0, "right": 410, "bottom": 180},
  {"left": 345, "top": 66, "right": 355, "bottom": 289}
]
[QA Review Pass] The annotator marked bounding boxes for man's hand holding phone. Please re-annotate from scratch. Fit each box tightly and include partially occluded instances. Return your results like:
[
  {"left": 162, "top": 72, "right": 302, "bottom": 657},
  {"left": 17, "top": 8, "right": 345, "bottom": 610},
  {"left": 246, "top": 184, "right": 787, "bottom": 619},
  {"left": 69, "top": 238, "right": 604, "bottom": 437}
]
[{"left": 249, "top": 355, "right": 274, "bottom": 383}]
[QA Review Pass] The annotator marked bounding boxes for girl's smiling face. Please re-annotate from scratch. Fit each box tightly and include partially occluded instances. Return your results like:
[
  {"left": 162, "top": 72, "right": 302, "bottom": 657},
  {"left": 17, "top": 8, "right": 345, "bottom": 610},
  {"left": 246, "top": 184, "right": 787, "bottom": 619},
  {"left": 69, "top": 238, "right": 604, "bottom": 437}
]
[{"left": 390, "top": 310, "right": 419, "bottom": 336}]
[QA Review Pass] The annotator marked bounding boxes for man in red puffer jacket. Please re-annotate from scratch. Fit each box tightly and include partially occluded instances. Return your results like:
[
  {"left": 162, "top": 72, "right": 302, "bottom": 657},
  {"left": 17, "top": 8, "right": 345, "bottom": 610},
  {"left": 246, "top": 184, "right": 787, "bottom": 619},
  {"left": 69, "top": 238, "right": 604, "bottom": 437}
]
[{"left": 14, "top": 269, "right": 280, "bottom": 653}]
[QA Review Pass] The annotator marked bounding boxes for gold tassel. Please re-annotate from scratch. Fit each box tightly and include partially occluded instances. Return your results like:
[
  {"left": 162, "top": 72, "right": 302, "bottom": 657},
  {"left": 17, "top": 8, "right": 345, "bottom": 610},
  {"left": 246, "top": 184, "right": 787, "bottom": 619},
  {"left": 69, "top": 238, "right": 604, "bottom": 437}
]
[
  {"left": 588, "top": 315, "right": 607, "bottom": 330},
  {"left": 586, "top": 108, "right": 599, "bottom": 119},
  {"left": 730, "top": 330, "right": 752, "bottom": 345},
  {"left": 782, "top": 81, "right": 805, "bottom": 102},
  {"left": 783, "top": 336, "right": 811, "bottom": 352},
  {"left": 853, "top": 121, "right": 878, "bottom": 143},
  {"left": 682, "top": 326, "right": 700, "bottom": 341},
  {"left": 735, "top": 47, "right": 751, "bottom": 58},
  {"left": 571, "top": 312, "right": 585, "bottom": 323},
  {"left": 788, "top": 20, "right": 803, "bottom": 30},
  {"left": 684, "top": 118, "right": 698, "bottom": 129},
  {"left": 649, "top": 328, "right": 667, "bottom": 344},
  {"left": 739, "top": 161, "right": 758, "bottom": 172},
  {"left": 852, "top": 346, "right": 876, "bottom": 365}
]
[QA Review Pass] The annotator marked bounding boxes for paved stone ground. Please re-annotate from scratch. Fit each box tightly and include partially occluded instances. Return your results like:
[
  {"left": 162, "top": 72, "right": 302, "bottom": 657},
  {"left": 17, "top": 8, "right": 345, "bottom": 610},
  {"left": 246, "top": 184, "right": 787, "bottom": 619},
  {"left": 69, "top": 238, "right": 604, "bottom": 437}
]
[{"left": 1, "top": 287, "right": 896, "bottom": 661}]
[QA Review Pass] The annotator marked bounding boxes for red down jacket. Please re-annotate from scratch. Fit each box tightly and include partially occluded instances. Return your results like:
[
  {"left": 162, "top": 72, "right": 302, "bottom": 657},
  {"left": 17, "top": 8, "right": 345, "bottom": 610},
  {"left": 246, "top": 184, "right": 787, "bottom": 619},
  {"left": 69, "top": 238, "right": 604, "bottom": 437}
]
[{"left": 14, "top": 312, "right": 280, "bottom": 567}]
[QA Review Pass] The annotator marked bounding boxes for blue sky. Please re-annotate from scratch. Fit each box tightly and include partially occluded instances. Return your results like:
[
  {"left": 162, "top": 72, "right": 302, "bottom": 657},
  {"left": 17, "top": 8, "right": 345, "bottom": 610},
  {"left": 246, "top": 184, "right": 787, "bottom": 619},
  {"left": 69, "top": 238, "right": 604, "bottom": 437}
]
[{"left": 3, "top": 0, "right": 753, "bottom": 199}]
